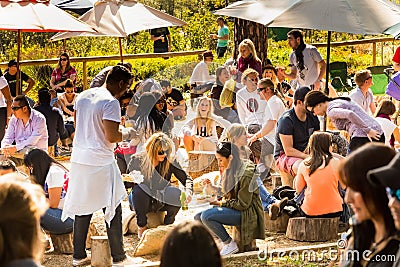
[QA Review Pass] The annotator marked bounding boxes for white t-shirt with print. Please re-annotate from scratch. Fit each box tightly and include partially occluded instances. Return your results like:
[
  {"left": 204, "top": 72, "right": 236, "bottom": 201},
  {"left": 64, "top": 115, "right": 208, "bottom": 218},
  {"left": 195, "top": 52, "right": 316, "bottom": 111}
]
[
  {"left": 45, "top": 164, "right": 68, "bottom": 210},
  {"left": 289, "top": 45, "right": 323, "bottom": 87},
  {"left": 236, "top": 86, "right": 267, "bottom": 126}
]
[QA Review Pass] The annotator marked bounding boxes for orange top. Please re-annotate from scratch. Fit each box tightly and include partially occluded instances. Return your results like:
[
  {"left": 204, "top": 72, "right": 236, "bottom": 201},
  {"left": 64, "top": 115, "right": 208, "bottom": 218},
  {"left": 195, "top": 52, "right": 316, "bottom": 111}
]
[{"left": 295, "top": 160, "right": 343, "bottom": 216}]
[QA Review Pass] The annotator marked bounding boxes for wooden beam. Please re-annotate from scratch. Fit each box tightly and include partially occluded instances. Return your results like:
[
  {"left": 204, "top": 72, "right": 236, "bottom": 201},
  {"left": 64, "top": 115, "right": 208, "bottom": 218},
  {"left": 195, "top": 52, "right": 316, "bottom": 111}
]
[
  {"left": 372, "top": 42, "right": 377, "bottom": 66},
  {"left": 312, "top": 37, "right": 397, "bottom": 48},
  {"left": 82, "top": 61, "right": 87, "bottom": 91},
  {"left": 0, "top": 50, "right": 207, "bottom": 68}
]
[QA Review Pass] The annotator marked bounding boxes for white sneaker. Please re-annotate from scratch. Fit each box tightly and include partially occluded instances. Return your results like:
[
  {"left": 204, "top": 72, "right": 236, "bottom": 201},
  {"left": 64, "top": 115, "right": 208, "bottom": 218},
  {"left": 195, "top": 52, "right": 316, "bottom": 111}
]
[
  {"left": 113, "top": 255, "right": 143, "bottom": 266},
  {"left": 72, "top": 256, "right": 91, "bottom": 266},
  {"left": 220, "top": 239, "right": 239, "bottom": 256}
]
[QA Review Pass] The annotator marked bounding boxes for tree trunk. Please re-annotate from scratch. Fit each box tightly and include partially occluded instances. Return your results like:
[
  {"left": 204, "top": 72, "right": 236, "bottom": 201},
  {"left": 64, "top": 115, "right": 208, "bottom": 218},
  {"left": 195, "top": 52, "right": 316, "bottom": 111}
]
[
  {"left": 234, "top": 18, "right": 268, "bottom": 65},
  {"left": 286, "top": 217, "right": 339, "bottom": 242}
]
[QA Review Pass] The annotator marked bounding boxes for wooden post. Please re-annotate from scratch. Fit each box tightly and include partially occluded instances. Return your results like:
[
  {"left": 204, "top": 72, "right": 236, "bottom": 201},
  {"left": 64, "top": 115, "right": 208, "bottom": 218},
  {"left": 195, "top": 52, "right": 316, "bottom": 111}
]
[
  {"left": 91, "top": 236, "right": 112, "bottom": 267},
  {"left": 286, "top": 217, "right": 339, "bottom": 242},
  {"left": 50, "top": 232, "right": 73, "bottom": 254},
  {"left": 372, "top": 42, "right": 377, "bottom": 66},
  {"left": 83, "top": 61, "right": 87, "bottom": 91}
]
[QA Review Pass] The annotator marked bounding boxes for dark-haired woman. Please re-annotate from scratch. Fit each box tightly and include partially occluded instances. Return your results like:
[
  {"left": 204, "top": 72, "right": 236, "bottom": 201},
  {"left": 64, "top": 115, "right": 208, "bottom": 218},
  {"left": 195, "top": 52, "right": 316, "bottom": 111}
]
[
  {"left": 58, "top": 79, "right": 78, "bottom": 117},
  {"left": 304, "top": 91, "right": 384, "bottom": 154},
  {"left": 374, "top": 100, "right": 400, "bottom": 148},
  {"left": 160, "top": 221, "right": 222, "bottom": 267},
  {"left": 195, "top": 142, "right": 264, "bottom": 256},
  {"left": 339, "top": 143, "right": 400, "bottom": 267},
  {"left": 294, "top": 132, "right": 343, "bottom": 218},
  {"left": 24, "top": 148, "right": 73, "bottom": 234},
  {"left": 50, "top": 52, "right": 77, "bottom": 93}
]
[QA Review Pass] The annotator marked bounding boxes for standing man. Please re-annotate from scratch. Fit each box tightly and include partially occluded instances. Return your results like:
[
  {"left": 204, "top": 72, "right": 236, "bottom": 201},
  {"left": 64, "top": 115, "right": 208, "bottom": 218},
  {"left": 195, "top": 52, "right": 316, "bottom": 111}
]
[
  {"left": 278, "top": 30, "right": 326, "bottom": 90},
  {"left": 350, "top": 69, "right": 376, "bottom": 115},
  {"left": 61, "top": 66, "right": 137, "bottom": 266},
  {"left": 274, "top": 87, "right": 320, "bottom": 186},
  {"left": 210, "top": 17, "right": 229, "bottom": 58},
  {"left": 4, "top": 59, "right": 35, "bottom": 97},
  {"left": 150, "top": 27, "right": 171, "bottom": 53}
]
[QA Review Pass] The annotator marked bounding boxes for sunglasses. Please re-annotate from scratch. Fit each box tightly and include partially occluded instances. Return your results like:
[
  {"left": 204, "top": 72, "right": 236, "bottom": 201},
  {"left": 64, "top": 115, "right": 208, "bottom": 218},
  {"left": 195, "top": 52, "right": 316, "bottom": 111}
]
[
  {"left": 256, "top": 87, "right": 266, "bottom": 93},
  {"left": 306, "top": 106, "right": 315, "bottom": 113},
  {"left": 11, "top": 105, "right": 26, "bottom": 111},
  {"left": 65, "top": 91, "right": 74, "bottom": 94},
  {"left": 60, "top": 58, "right": 68, "bottom": 61},
  {"left": 365, "top": 76, "right": 372, "bottom": 82},
  {"left": 157, "top": 150, "right": 167, "bottom": 156},
  {"left": 248, "top": 77, "right": 259, "bottom": 83},
  {"left": 387, "top": 188, "right": 400, "bottom": 202}
]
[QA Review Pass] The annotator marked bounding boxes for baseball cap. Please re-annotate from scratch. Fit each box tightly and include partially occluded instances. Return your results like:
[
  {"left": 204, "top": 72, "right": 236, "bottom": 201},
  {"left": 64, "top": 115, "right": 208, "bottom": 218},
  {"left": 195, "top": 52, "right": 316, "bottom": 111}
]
[
  {"left": 8, "top": 59, "right": 17, "bottom": 67},
  {"left": 293, "top": 86, "right": 311, "bottom": 102},
  {"left": 368, "top": 153, "right": 400, "bottom": 190}
]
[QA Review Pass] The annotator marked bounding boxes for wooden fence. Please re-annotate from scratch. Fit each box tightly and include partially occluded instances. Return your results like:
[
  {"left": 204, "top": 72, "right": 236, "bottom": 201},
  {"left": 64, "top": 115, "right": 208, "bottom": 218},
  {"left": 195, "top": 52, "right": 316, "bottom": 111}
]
[{"left": 0, "top": 49, "right": 206, "bottom": 90}]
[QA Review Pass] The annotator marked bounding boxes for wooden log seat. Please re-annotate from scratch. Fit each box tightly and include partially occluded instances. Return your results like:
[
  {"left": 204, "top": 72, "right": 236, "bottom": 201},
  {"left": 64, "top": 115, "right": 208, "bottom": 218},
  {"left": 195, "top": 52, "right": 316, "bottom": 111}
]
[
  {"left": 232, "top": 226, "right": 258, "bottom": 253},
  {"left": 188, "top": 151, "right": 219, "bottom": 179},
  {"left": 91, "top": 236, "right": 111, "bottom": 267},
  {"left": 265, "top": 212, "right": 290, "bottom": 233},
  {"left": 286, "top": 217, "right": 339, "bottom": 242}
]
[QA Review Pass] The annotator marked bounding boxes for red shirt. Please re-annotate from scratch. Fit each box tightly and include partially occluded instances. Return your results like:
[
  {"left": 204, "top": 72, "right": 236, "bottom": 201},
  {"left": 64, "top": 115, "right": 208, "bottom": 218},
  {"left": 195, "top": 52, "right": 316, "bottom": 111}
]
[{"left": 393, "top": 46, "right": 400, "bottom": 64}]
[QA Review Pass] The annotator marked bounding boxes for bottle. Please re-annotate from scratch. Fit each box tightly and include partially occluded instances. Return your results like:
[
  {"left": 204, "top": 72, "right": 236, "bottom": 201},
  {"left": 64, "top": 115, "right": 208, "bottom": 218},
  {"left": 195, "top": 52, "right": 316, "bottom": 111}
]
[{"left": 180, "top": 191, "right": 188, "bottom": 210}]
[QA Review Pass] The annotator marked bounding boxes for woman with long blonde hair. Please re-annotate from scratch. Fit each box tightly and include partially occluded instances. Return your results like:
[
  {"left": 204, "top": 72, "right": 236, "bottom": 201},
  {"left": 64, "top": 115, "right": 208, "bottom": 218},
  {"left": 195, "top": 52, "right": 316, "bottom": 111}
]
[
  {"left": 127, "top": 132, "right": 193, "bottom": 238},
  {"left": 183, "top": 96, "right": 230, "bottom": 152}
]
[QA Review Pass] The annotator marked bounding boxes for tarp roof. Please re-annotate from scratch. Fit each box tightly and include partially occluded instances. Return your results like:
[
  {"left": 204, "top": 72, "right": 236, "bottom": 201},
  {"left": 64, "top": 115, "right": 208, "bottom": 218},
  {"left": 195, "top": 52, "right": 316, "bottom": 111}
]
[{"left": 50, "top": 0, "right": 93, "bottom": 15}]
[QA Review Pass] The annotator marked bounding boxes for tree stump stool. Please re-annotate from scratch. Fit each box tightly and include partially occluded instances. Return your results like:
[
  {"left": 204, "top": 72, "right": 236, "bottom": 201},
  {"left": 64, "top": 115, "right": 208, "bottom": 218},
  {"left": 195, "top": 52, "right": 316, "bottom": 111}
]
[
  {"left": 232, "top": 226, "right": 257, "bottom": 253},
  {"left": 86, "top": 222, "right": 100, "bottom": 249},
  {"left": 188, "top": 151, "right": 219, "bottom": 179},
  {"left": 271, "top": 173, "right": 282, "bottom": 189},
  {"left": 265, "top": 212, "right": 290, "bottom": 233},
  {"left": 91, "top": 236, "right": 112, "bottom": 267},
  {"left": 280, "top": 171, "right": 294, "bottom": 187},
  {"left": 50, "top": 232, "right": 73, "bottom": 254},
  {"left": 286, "top": 217, "right": 339, "bottom": 242},
  {"left": 146, "top": 211, "right": 166, "bottom": 228}
]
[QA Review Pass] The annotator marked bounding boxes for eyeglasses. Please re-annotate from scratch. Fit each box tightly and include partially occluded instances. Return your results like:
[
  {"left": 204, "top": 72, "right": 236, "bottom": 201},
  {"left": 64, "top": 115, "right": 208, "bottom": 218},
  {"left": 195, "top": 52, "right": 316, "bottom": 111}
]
[
  {"left": 256, "top": 87, "right": 266, "bottom": 93},
  {"left": 387, "top": 188, "right": 400, "bottom": 202},
  {"left": 157, "top": 150, "right": 167, "bottom": 156},
  {"left": 11, "top": 105, "right": 26, "bottom": 111},
  {"left": 60, "top": 58, "right": 68, "bottom": 61}
]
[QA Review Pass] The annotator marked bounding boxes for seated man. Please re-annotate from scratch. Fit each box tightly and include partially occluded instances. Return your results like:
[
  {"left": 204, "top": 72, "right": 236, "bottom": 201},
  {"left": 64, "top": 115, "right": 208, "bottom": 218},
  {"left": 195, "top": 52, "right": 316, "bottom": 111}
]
[
  {"left": 274, "top": 87, "right": 320, "bottom": 186},
  {"left": 1, "top": 95, "right": 48, "bottom": 164},
  {"left": 34, "top": 89, "right": 69, "bottom": 156},
  {"left": 161, "top": 80, "right": 187, "bottom": 120},
  {"left": 90, "top": 62, "right": 132, "bottom": 89}
]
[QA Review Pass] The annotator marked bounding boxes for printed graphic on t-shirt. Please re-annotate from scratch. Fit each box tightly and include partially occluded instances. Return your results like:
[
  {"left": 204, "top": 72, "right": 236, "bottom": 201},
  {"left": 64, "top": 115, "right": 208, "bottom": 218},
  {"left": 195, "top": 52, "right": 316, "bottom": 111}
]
[
  {"left": 166, "top": 97, "right": 178, "bottom": 107},
  {"left": 246, "top": 98, "right": 259, "bottom": 112}
]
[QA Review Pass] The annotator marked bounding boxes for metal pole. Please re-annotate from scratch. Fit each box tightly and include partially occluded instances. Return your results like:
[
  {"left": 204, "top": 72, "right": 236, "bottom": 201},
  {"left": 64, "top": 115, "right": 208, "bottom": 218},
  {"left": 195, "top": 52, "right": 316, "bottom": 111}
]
[
  {"left": 16, "top": 29, "right": 21, "bottom": 95},
  {"left": 324, "top": 31, "right": 332, "bottom": 131}
]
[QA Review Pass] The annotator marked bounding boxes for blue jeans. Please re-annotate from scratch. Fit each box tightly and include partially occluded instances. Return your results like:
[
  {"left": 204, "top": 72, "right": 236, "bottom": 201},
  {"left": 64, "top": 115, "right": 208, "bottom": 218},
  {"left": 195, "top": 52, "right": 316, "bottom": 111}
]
[
  {"left": 40, "top": 208, "right": 73, "bottom": 235},
  {"left": 195, "top": 207, "right": 241, "bottom": 242},
  {"left": 257, "top": 177, "right": 277, "bottom": 211}
]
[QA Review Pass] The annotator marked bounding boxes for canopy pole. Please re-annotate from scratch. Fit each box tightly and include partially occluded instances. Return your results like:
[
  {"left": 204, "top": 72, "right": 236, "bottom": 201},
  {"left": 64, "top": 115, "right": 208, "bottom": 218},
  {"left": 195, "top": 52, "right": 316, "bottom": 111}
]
[
  {"left": 16, "top": 29, "right": 21, "bottom": 96},
  {"left": 324, "top": 30, "right": 332, "bottom": 131},
  {"left": 118, "top": 37, "right": 123, "bottom": 63}
]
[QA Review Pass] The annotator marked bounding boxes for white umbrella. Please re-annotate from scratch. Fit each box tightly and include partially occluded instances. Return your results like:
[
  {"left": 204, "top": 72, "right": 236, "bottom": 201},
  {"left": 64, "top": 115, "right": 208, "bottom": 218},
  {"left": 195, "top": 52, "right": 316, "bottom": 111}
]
[
  {"left": 51, "top": 0, "right": 187, "bottom": 61},
  {"left": 216, "top": 0, "right": 400, "bottom": 96},
  {"left": 0, "top": 0, "right": 96, "bottom": 94}
]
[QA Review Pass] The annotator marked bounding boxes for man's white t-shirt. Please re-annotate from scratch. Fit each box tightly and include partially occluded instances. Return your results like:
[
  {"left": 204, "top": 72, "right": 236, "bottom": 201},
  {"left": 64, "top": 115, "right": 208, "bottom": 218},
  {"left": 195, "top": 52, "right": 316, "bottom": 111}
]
[
  {"left": 189, "top": 61, "right": 214, "bottom": 84},
  {"left": 263, "top": 95, "right": 286, "bottom": 145},
  {"left": 71, "top": 87, "right": 121, "bottom": 166},
  {"left": 0, "top": 76, "right": 8, "bottom": 108},
  {"left": 289, "top": 45, "right": 323, "bottom": 87},
  {"left": 375, "top": 117, "right": 397, "bottom": 147},
  {"left": 236, "top": 86, "right": 267, "bottom": 126}
]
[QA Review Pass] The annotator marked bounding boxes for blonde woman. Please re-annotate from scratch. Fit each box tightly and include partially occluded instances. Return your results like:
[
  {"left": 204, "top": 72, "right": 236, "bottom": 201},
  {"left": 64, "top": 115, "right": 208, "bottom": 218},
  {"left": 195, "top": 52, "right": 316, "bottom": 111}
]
[
  {"left": 0, "top": 174, "right": 48, "bottom": 267},
  {"left": 183, "top": 96, "right": 230, "bottom": 152},
  {"left": 237, "top": 39, "right": 262, "bottom": 77},
  {"left": 127, "top": 132, "right": 193, "bottom": 238}
]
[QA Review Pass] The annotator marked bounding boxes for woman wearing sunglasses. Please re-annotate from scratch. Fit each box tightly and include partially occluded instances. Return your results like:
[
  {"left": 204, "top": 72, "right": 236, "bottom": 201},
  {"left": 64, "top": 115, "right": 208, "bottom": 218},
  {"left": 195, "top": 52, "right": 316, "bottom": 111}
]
[
  {"left": 339, "top": 143, "right": 399, "bottom": 267},
  {"left": 304, "top": 90, "right": 384, "bottom": 155},
  {"left": 126, "top": 132, "right": 193, "bottom": 238},
  {"left": 50, "top": 52, "right": 77, "bottom": 93},
  {"left": 195, "top": 142, "right": 264, "bottom": 256}
]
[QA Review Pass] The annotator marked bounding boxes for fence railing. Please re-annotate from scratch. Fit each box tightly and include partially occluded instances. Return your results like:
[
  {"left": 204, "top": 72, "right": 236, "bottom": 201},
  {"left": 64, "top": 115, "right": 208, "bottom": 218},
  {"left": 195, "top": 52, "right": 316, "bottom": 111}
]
[
  {"left": 312, "top": 37, "right": 399, "bottom": 66},
  {"left": 0, "top": 49, "right": 206, "bottom": 91}
]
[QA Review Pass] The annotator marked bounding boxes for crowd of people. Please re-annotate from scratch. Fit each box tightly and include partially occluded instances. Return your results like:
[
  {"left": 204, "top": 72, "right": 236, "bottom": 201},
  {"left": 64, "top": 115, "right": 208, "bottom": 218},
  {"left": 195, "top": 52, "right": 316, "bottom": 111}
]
[{"left": 2, "top": 26, "right": 400, "bottom": 267}]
